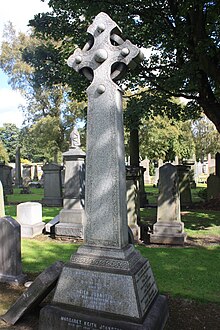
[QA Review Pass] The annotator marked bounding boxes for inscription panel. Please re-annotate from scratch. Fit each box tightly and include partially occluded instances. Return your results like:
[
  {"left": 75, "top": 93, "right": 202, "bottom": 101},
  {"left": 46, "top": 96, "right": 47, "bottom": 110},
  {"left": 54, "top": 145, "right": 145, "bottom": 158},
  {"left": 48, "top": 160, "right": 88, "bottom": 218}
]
[
  {"left": 53, "top": 267, "right": 139, "bottom": 318},
  {"left": 60, "top": 316, "right": 123, "bottom": 330},
  {"left": 135, "top": 261, "right": 158, "bottom": 315}
]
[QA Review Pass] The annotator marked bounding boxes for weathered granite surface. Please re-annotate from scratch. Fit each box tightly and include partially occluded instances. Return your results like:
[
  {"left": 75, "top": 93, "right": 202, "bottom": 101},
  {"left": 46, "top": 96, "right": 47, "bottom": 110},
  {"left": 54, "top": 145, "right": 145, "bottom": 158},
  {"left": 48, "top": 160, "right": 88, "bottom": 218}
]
[
  {"left": 1, "top": 261, "right": 63, "bottom": 325},
  {"left": 150, "top": 163, "right": 186, "bottom": 245},
  {"left": 0, "top": 216, "right": 26, "bottom": 285}
]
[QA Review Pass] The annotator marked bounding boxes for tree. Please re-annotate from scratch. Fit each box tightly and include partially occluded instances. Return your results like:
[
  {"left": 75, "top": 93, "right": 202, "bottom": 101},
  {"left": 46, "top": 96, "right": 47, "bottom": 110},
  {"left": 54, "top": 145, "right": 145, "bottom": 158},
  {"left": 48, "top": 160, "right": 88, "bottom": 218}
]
[
  {"left": 0, "top": 140, "right": 9, "bottom": 163},
  {"left": 29, "top": 1, "right": 220, "bottom": 131},
  {"left": 192, "top": 114, "right": 220, "bottom": 161},
  {"left": 139, "top": 115, "right": 195, "bottom": 162},
  {"left": 0, "top": 24, "right": 86, "bottom": 162},
  {"left": 0, "top": 123, "right": 20, "bottom": 162}
]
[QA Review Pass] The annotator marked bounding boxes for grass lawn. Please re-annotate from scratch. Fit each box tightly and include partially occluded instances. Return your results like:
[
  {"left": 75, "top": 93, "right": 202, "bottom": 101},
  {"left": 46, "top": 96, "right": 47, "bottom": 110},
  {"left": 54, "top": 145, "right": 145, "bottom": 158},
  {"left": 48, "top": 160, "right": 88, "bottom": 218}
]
[{"left": 3, "top": 185, "right": 220, "bottom": 305}]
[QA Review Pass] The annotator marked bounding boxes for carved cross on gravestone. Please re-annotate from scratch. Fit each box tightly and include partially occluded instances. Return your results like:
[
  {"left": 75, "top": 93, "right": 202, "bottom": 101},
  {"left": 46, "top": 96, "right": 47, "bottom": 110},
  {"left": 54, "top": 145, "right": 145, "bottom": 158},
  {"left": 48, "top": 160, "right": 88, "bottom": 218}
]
[{"left": 68, "top": 12, "right": 142, "bottom": 248}]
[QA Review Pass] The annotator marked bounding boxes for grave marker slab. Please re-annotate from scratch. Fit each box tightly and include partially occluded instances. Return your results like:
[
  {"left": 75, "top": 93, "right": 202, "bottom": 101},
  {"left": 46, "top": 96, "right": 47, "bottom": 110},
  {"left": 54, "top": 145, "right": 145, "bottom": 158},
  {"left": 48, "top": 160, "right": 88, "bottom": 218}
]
[
  {"left": 16, "top": 202, "right": 45, "bottom": 237},
  {"left": 150, "top": 163, "right": 186, "bottom": 245},
  {"left": 39, "top": 12, "right": 168, "bottom": 330},
  {"left": 0, "top": 216, "right": 26, "bottom": 285},
  {"left": 1, "top": 261, "right": 63, "bottom": 325},
  {"left": 0, "top": 181, "right": 5, "bottom": 217}
]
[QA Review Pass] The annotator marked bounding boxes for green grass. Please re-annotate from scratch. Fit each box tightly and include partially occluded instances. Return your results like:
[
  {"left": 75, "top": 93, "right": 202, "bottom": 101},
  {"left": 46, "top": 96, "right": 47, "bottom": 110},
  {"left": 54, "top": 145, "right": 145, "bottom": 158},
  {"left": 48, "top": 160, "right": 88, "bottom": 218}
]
[
  {"left": 7, "top": 188, "right": 44, "bottom": 203},
  {"left": 21, "top": 239, "right": 78, "bottom": 273},
  {"left": 4, "top": 184, "right": 220, "bottom": 304},
  {"left": 5, "top": 205, "right": 61, "bottom": 223},
  {"left": 137, "top": 245, "right": 220, "bottom": 303},
  {"left": 145, "top": 183, "right": 206, "bottom": 204},
  {"left": 20, "top": 238, "right": 220, "bottom": 303},
  {"left": 140, "top": 208, "right": 220, "bottom": 238}
]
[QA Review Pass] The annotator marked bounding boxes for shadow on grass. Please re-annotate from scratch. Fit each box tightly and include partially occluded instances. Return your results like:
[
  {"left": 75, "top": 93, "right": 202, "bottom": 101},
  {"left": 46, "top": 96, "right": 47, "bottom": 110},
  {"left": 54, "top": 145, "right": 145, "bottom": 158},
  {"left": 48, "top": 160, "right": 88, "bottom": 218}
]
[
  {"left": 21, "top": 239, "right": 79, "bottom": 273},
  {"left": 181, "top": 210, "right": 220, "bottom": 231},
  {"left": 137, "top": 245, "right": 220, "bottom": 303}
]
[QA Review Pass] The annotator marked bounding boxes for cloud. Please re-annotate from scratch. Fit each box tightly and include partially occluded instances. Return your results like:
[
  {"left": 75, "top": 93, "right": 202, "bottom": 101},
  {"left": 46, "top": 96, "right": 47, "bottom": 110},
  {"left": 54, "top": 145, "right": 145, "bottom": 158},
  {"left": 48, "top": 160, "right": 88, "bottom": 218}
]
[
  {"left": 0, "top": 0, "right": 50, "bottom": 41},
  {"left": 0, "top": 88, "right": 26, "bottom": 127}
]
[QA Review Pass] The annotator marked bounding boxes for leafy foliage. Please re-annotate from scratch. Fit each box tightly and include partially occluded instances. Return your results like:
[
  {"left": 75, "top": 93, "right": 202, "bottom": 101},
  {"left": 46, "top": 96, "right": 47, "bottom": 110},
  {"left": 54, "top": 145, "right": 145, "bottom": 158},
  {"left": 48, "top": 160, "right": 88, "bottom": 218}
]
[
  {"left": 29, "top": 1, "right": 220, "bottom": 131},
  {"left": 0, "top": 124, "right": 20, "bottom": 162}
]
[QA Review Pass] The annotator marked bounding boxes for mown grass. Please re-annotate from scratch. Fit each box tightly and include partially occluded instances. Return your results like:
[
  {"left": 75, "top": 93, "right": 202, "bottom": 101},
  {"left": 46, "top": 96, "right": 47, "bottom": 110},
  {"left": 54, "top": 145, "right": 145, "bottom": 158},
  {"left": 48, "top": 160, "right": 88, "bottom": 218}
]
[
  {"left": 20, "top": 238, "right": 220, "bottom": 303},
  {"left": 137, "top": 245, "right": 220, "bottom": 303},
  {"left": 7, "top": 188, "right": 44, "bottom": 203},
  {"left": 3, "top": 184, "right": 220, "bottom": 304}
]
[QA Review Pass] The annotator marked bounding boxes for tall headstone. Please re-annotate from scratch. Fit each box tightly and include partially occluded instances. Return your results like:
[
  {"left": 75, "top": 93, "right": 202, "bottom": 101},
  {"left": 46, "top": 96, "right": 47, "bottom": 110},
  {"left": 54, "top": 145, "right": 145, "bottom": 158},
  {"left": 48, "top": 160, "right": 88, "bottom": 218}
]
[
  {"left": 41, "top": 163, "right": 63, "bottom": 206},
  {"left": 15, "top": 147, "right": 22, "bottom": 187},
  {"left": 55, "top": 127, "right": 86, "bottom": 237},
  {"left": 126, "top": 167, "right": 141, "bottom": 241},
  {"left": 0, "top": 181, "right": 5, "bottom": 218},
  {"left": 207, "top": 152, "right": 220, "bottom": 200},
  {"left": 141, "top": 158, "right": 151, "bottom": 184},
  {"left": 39, "top": 12, "right": 168, "bottom": 330},
  {"left": 0, "top": 163, "right": 13, "bottom": 195},
  {"left": 150, "top": 163, "right": 186, "bottom": 245},
  {"left": 22, "top": 164, "right": 32, "bottom": 183},
  {"left": 176, "top": 164, "right": 192, "bottom": 206},
  {"left": 0, "top": 216, "right": 26, "bottom": 284}
]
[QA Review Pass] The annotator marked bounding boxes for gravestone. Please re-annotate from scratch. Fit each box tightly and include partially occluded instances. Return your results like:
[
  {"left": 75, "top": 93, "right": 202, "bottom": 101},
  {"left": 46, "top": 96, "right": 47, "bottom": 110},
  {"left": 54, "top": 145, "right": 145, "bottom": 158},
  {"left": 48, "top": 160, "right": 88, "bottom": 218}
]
[
  {"left": 0, "top": 216, "right": 26, "bottom": 284},
  {"left": 141, "top": 158, "right": 151, "bottom": 184},
  {"left": 0, "top": 163, "right": 13, "bottom": 195},
  {"left": 15, "top": 147, "right": 22, "bottom": 187},
  {"left": 16, "top": 202, "right": 45, "bottom": 238},
  {"left": 41, "top": 163, "right": 63, "bottom": 206},
  {"left": 150, "top": 163, "right": 186, "bottom": 245},
  {"left": 207, "top": 153, "right": 220, "bottom": 200},
  {"left": 54, "top": 127, "right": 86, "bottom": 237},
  {"left": 176, "top": 164, "right": 192, "bottom": 206},
  {"left": 39, "top": 12, "right": 168, "bottom": 330},
  {"left": 0, "top": 181, "right": 5, "bottom": 217},
  {"left": 22, "top": 164, "right": 32, "bottom": 182},
  {"left": 1, "top": 261, "right": 63, "bottom": 325}
]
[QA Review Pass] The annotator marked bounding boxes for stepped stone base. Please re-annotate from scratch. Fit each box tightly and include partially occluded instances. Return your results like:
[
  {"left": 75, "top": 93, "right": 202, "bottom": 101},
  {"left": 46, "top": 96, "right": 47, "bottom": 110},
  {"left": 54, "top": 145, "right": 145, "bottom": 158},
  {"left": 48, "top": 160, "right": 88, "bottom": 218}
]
[
  {"left": 39, "top": 294, "right": 168, "bottom": 330},
  {"left": 150, "top": 221, "right": 187, "bottom": 245},
  {"left": 55, "top": 223, "right": 83, "bottom": 238},
  {"left": 20, "top": 222, "right": 45, "bottom": 238},
  {"left": 39, "top": 244, "right": 168, "bottom": 330}
]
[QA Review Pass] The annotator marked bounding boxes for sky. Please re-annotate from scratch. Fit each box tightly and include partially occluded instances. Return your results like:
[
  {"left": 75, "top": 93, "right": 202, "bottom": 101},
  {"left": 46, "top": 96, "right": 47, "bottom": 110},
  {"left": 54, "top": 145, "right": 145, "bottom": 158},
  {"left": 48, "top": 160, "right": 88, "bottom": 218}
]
[{"left": 0, "top": 0, "right": 50, "bottom": 128}]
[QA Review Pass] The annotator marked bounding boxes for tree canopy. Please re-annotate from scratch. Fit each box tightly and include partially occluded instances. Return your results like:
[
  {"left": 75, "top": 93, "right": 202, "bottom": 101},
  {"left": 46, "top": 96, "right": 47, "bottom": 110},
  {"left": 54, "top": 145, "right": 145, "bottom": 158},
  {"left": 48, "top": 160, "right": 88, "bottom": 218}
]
[{"left": 29, "top": 1, "right": 220, "bottom": 131}]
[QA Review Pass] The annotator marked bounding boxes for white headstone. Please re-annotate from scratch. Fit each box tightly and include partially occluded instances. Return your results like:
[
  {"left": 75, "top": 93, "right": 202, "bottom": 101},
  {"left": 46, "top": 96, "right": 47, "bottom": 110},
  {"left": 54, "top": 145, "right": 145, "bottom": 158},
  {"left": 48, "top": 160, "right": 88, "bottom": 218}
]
[{"left": 16, "top": 202, "right": 45, "bottom": 237}]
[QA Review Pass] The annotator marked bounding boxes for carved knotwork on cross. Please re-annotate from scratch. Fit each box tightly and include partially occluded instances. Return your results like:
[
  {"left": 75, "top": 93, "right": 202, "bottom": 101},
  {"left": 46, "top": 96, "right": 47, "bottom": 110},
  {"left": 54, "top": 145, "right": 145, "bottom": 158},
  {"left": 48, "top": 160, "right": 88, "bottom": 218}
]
[{"left": 67, "top": 12, "right": 142, "bottom": 93}]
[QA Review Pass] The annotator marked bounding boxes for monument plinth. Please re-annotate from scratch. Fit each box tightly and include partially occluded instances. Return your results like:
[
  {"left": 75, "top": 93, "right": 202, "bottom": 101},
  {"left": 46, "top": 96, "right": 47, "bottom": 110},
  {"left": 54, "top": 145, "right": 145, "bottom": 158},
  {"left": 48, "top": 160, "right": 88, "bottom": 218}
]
[{"left": 39, "top": 12, "right": 168, "bottom": 330}]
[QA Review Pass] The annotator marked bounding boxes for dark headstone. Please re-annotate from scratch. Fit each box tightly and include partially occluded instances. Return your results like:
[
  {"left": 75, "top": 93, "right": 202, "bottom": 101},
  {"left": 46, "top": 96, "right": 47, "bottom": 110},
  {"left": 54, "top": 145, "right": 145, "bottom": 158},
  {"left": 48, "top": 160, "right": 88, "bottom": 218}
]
[
  {"left": 215, "top": 152, "right": 220, "bottom": 178},
  {"left": 42, "top": 163, "right": 63, "bottom": 206},
  {"left": 0, "top": 216, "right": 26, "bottom": 284},
  {"left": 1, "top": 261, "right": 64, "bottom": 325},
  {"left": 0, "top": 164, "right": 13, "bottom": 195}
]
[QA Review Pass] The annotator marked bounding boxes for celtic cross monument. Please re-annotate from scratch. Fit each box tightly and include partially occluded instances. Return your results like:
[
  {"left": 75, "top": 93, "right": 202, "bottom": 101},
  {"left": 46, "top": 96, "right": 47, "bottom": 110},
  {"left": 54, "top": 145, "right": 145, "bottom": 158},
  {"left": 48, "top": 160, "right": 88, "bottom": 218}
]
[{"left": 39, "top": 12, "right": 168, "bottom": 329}]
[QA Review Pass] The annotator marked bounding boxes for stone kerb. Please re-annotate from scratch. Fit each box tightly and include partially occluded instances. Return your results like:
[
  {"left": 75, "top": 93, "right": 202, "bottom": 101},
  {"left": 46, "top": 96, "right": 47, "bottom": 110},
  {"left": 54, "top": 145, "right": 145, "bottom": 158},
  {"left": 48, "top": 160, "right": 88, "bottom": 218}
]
[
  {"left": 150, "top": 163, "right": 187, "bottom": 245},
  {"left": 16, "top": 202, "right": 45, "bottom": 238}
]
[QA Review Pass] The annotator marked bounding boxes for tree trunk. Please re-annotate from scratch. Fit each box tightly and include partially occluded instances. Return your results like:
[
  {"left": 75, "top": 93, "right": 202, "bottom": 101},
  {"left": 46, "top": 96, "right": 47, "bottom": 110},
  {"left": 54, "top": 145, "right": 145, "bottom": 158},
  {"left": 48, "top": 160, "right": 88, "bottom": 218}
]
[{"left": 130, "top": 128, "right": 139, "bottom": 167}]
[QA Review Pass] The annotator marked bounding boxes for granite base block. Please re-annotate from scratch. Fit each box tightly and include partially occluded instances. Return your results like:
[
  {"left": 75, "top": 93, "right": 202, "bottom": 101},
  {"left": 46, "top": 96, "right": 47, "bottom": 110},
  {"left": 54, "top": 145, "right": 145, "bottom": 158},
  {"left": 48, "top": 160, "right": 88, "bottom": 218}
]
[
  {"left": 55, "top": 223, "right": 83, "bottom": 238},
  {"left": 42, "top": 198, "right": 63, "bottom": 207},
  {"left": 20, "top": 222, "right": 45, "bottom": 238},
  {"left": 0, "top": 273, "right": 27, "bottom": 286},
  {"left": 59, "top": 208, "right": 84, "bottom": 224},
  {"left": 150, "top": 233, "right": 187, "bottom": 245},
  {"left": 39, "top": 294, "right": 168, "bottom": 330}
]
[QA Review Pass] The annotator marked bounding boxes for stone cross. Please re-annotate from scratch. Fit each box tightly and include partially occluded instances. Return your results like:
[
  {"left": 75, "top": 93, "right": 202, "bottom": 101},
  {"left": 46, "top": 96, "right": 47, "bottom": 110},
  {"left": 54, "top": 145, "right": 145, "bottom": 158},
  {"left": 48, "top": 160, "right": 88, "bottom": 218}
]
[{"left": 68, "top": 12, "right": 142, "bottom": 248}]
